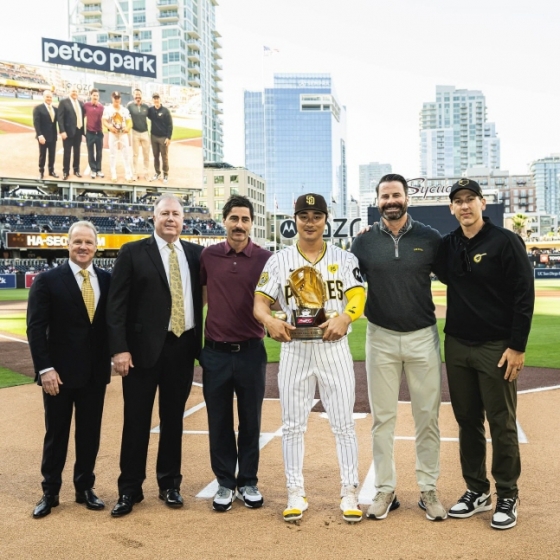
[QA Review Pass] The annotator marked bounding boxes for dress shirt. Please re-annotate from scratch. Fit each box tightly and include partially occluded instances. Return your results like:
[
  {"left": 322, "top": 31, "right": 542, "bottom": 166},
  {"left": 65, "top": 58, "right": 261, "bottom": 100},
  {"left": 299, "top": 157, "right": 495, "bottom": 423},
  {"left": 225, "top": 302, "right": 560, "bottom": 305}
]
[
  {"left": 39, "top": 261, "right": 100, "bottom": 375},
  {"left": 154, "top": 232, "right": 194, "bottom": 332}
]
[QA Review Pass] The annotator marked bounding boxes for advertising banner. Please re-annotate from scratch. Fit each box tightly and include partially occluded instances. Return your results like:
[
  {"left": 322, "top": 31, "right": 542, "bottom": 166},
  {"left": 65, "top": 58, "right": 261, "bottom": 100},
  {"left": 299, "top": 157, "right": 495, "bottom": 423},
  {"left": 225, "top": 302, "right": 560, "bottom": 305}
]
[
  {"left": 5, "top": 233, "right": 223, "bottom": 250},
  {"left": 42, "top": 38, "right": 157, "bottom": 79},
  {"left": 535, "top": 269, "right": 560, "bottom": 279},
  {"left": 0, "top": 274, "right": 17, "bottom": 289},
  {"left": 25, "top": 272, "right": 40, "bottom": 288}
]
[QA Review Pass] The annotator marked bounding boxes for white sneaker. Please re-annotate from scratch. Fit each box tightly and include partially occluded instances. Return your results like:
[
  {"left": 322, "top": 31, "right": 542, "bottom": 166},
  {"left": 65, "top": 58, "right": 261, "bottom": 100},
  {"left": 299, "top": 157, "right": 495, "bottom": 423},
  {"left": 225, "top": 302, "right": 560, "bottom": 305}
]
[
  {"left": 237, "top": 485, "right": 263, "bottom": 509},
  {"left": 283, "top": 487, "right": 308, "bottom": 522},
  {"left": 212, "top": 485, "right": 235, "bottom": 512},
  {"left": 91, "top": 172, "right": 96, "bottom": 179},
  {"left": 366, "top": 491, "right": 400, "bottom": 519},
  {"left": 491, "top": 497, "right": 518, "bottom": 530},
  {"left": 448, "top": 489, "right": 492, "bottom": 519},
  {"left": 340, "top": 485, "right": 362, "bottom": 523},
  {"left": 97, "top": 172, "right": 105, "bottom": 178}
]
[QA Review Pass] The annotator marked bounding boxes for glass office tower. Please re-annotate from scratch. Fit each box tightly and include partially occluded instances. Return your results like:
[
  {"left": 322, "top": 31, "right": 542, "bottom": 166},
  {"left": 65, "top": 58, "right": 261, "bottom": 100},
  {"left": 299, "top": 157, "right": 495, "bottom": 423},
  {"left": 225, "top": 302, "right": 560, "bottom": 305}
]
[{"left": 244, "top": 73, "right": 347, "bottom": 215}]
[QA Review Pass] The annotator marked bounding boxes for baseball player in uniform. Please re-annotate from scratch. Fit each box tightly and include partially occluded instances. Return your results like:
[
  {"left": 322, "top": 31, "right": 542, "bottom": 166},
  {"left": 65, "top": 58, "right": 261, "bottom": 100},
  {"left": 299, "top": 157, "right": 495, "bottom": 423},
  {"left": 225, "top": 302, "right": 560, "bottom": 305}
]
[{"left": 254, "top": 193, "right": 366, "bottom": 523}]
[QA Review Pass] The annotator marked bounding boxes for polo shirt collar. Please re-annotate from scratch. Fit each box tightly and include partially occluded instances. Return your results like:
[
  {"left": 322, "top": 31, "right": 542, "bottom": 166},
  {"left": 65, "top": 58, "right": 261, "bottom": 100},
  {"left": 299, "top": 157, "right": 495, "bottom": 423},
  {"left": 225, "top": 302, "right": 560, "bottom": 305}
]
[{"left": 224, "top": 238, "right": 254, "bottom": 256}]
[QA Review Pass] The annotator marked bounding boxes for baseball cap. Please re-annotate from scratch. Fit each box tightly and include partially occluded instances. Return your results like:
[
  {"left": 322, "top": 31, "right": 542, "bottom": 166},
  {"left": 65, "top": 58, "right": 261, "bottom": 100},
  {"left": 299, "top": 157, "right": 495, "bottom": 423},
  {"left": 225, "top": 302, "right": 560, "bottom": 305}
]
[
  {"left": 152, "top": 93, "right": 160, "bottom": 99},
  {"left": 449, "top": 178, "right": 483, "bottom": 200},
  {"left": 111, "top": 91, "right": 121, "bottom": 99},
  {"left": 294, "top": 193, "right": 328, "bottom": 215}
]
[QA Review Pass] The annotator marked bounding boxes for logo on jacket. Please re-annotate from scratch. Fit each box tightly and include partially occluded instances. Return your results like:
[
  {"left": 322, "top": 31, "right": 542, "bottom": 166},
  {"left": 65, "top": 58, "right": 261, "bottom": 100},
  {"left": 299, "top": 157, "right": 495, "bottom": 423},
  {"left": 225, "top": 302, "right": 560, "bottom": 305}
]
[
  {"left": 328, "top": 264, "right": 338, "bottom": 274},
  {"left": 257, "top": 272, "right": 269, "bottom": 287},
  {"left": 473, "top": 253, "right": 487, "bottom": 264}
]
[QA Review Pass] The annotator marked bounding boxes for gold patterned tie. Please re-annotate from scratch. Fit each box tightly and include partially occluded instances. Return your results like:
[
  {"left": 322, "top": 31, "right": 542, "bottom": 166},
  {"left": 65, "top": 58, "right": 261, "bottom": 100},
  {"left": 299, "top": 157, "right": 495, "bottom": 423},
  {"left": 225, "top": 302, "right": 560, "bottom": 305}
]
[
  {"left": 79, "top": 269, "right": 95, "bottom": 322},
  {"left": 73, "top": 99, "right": 83, "bottom": 129},
  {"left": 167, "top": 243, "right": 185, "bottom": 337},
  {"left": 47, "top": 104, "right": 54, "bottom": 122}
]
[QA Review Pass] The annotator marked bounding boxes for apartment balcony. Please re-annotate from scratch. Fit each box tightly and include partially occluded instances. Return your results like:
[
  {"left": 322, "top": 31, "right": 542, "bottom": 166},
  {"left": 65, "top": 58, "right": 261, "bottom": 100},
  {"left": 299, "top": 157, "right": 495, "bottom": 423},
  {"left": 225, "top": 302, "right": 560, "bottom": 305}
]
[
  {"left": 188, "top": 76, "right": 201, "bottom": 87},
  {"left": 81, "top": 4, "right": 102, "bottom": 16},
  {"left": 82, "top": 17, "right": 102, "bottom": 27},
  {"left": 213, "top": 93, "right": 223, "bottom": 104},
  {"left": 187, "top": 39, "right": 200, "bottom": 51},
  {"left": 187, "top": 62, "right": 200, "bottom": 74},
  {"left": 157, "top": 0, "right": 179, "bottom": 9},
  {"left": 81, "top": 0, "right": 101, "bottom": 4},
  {"left": 187, "top": 30, "right": 200, "bottom": 40},
  {"left": 212, "top": 60, "right": 223, "bottom": 72},
  {"left": 212, "top": 82, "right": 222, "bottom": 93},
  {"left": 213, "top": 49, "right": 222, "bottom": 60},
  {"left": 158, "top": 10, "right": 179, "bottom": 22},
  {"left": 187, "top": 49, "right": 200, "bottom": 62}
]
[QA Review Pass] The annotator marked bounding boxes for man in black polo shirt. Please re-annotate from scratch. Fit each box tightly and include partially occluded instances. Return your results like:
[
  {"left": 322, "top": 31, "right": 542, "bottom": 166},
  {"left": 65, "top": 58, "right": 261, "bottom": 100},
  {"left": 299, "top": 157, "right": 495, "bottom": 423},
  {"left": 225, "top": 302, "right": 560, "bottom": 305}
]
[
  {"left": 147, "top": 93, "right": 173, "bottom": 184},
  {"left": 200, "top": 195, "right": 271, "bottom": 512}
]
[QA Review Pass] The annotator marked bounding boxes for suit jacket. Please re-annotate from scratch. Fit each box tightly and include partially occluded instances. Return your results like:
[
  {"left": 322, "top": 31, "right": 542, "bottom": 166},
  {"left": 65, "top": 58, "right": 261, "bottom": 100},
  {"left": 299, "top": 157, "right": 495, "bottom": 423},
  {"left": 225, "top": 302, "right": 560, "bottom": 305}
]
[
  {"left": 33, "top": 103, "right": 58, "bottom": 143},
  {"left": 107, "top": 236, "right": 203, "bottom": 369},
  {"left": 27, "top": 262, "right": 112, "bottom": 388},
  {"left": 57, "top": 97, "right": 84, "bottom": 138}
]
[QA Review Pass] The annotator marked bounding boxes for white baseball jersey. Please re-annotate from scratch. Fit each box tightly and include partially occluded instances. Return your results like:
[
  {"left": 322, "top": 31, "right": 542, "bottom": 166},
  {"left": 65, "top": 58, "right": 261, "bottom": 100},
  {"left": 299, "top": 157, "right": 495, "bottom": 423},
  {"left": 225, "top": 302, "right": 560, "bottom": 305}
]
[{"left": 256, "top": 242, "right": 364, "bottom": 338}]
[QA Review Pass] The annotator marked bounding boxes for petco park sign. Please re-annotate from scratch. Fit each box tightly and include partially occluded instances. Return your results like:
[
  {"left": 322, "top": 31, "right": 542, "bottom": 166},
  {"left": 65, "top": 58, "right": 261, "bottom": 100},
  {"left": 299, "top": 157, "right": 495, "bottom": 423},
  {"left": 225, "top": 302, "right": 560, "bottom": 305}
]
[{"left": 42, "top": 38, "right": 157, "bottom": 79}]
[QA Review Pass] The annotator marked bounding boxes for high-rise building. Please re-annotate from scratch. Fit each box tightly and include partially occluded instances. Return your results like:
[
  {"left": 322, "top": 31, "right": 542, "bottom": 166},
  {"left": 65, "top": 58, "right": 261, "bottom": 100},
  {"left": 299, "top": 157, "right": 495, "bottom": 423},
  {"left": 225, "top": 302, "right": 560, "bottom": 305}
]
[
  {"left": 420, "top": 85, "right": 500, "bottom": 177},
  {"left": 244, "top": 73, "right": 347, "bottom": 216},
  {"left": 70, "top": 0, "right": 223, "bottom": 162},
  {"left": 358, "top": 162, "right": 392, "bottom": 225},
  {"left": 530, "top": 154, "right": 560, "bottom": 219}
]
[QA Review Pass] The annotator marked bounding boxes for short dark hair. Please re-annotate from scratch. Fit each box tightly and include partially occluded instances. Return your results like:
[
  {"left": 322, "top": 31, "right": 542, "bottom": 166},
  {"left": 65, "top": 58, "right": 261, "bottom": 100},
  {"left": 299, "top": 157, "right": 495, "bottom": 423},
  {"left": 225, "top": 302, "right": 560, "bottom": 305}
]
[
  {"left": 90, "top": 88, "right": 99, "bottom": 95},
  {"left": 134, "top": 88, "right": 142, "bottom": 94},
  {"left": 376, "top": 173, "right": 408, "bottom": 196},
  {"left": 222, "top": 195, "right": 254, "bottom": 221}
]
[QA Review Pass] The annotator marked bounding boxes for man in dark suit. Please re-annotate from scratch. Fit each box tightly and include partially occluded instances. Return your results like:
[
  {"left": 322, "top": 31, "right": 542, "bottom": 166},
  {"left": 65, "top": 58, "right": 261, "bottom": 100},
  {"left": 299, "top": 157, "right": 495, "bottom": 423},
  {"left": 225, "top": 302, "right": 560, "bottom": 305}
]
[
  {"left": 57, "top": 86, "right": 84, "bottom": 180},
  {"left": 107, "top": 194, "right": 203, "bottom": 516},
  {"left": 32, "top": 90, "right": 59, "bottom": 180},
  {"left": 27, "top": 221, "right": 111, "bottom": 518}
]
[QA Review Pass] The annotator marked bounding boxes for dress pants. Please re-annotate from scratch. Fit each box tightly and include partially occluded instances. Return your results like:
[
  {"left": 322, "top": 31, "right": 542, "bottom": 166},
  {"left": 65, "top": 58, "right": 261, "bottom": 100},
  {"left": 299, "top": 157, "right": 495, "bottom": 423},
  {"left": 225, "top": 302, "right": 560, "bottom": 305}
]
[
  {"left": 131, "top": 129, "right": 151, "bottom": 178},
  {"left": 201, "top": 341, "right": 266, "bottom": 490},
  {"left": 41, "top": 380, "right": 107, "bottom": 494},
  {"left": 86, "top": 131, "right": 104, "bottom": 173},
  {"left": 38, "top": 139, "right": 56, "bottom": 174},
  {"left": 62, "top": 129, "right": 83, "bottom": 174},
  {"left": 366, "top": 322, "right": 442, "bottom": 493},
  {"left": 117, "top": 330, "right": 196, "bottom": 496},
  {"left": 445, "top": 335, "right": 520, "bottom": 499}
]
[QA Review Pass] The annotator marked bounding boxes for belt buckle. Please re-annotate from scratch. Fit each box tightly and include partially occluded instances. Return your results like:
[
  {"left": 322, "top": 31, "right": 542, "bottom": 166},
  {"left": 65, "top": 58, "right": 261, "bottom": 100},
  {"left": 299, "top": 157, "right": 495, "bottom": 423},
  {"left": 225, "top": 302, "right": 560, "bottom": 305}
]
[{"left": 231, "top": 343, "right": 241, "bottom": 353}]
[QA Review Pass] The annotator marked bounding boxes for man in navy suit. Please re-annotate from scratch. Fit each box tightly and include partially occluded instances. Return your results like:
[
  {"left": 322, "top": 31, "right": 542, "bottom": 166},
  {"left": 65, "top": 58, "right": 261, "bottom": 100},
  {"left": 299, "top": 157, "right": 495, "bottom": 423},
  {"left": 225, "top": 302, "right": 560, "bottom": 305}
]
[
  {"left": 107, "top": 194, "right": 203, "bottom": 516},
  {"left": 57, "top": 86, "right": 85, "bottom": 179},
  {"left": 32, "top": 90, "right": 59, "bottom": 180},
  {"left": 27, "top": 221, "right": 111, "bottom": 518}
]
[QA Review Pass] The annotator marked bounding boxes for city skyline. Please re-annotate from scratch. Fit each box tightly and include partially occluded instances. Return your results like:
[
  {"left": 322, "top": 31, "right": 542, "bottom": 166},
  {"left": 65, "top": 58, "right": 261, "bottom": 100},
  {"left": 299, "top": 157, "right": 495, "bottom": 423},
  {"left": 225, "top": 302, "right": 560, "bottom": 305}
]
[{"left": 1, "top": 0, "right": 559, "bottom": 198}]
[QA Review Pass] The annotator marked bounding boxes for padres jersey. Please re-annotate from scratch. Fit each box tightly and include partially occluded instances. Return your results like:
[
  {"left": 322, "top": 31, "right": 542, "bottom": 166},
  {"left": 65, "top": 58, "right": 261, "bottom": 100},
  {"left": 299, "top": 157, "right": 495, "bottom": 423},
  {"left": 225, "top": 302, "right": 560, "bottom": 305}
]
[{"left": 256, "top": 242, "right": 364, "bottom": 336}]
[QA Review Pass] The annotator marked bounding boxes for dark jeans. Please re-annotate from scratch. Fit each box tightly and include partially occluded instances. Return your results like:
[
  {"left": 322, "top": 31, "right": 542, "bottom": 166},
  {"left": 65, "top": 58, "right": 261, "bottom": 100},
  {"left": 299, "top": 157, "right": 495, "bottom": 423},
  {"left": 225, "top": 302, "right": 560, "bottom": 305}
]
[
  {"left": 445, "top": 335, "right": 520, "bottom": 498},
  {"left": 38, "top": 139, "right": 56, "bottom": 174},
  {"left": 118, "top": 330, "right": 196, "bottom": 496},
  {"left": 86, "top": 131, "right": 103, "bottom": 173},
  {"left": 62, "top": 130, "right": 83, "bottom": 174},
  {"left": 151, "top": 135, "right": 169, "bottom": 175},
  {"left": 200, "top": 340, "right": 267, "bottom": 490},
  {"left": 41, "top": 381, "right": 107, "bottom": 494}
]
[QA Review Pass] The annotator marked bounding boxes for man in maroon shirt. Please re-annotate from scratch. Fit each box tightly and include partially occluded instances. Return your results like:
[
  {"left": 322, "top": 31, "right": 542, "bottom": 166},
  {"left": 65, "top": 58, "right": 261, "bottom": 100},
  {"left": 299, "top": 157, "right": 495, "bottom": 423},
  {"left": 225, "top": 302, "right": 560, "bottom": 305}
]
[
  {"left": 200, "top": 195, "right": 272, "bottom": 512},
  {"left": 83, "top": 88, "right": 105, "bottom": 179}
]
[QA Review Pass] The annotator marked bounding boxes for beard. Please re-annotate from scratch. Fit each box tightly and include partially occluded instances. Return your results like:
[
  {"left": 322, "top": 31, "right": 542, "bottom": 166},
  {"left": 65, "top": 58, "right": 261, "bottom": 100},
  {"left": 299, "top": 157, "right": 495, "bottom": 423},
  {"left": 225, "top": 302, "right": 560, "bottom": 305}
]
[{"left": 380, "top": 202, "right": 407, "bottom": 221}]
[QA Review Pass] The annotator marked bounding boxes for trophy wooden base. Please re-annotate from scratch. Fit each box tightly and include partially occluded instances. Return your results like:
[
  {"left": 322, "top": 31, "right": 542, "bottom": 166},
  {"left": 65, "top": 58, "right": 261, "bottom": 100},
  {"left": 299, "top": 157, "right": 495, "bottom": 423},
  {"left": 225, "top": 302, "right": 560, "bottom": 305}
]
[{"left": 290, "top": 327, "right": 324, "bottom": 340}]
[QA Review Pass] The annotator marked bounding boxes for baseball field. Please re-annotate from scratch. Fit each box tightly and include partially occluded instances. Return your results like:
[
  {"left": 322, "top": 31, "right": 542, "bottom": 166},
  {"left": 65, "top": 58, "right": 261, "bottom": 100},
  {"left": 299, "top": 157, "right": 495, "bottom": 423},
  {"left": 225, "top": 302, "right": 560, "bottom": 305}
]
[{"left": 0, "top": 281, "right": 559, "bottom": 559}]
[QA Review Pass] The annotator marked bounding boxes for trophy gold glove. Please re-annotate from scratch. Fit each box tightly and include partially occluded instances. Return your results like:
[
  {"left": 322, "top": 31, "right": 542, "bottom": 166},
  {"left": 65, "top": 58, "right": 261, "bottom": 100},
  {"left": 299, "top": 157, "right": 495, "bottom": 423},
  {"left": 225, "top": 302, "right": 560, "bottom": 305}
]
[
  {"left": 343, "top": 286, "right": 366, "bottom": 322},
  {"left": 288, "top": 266, "right": 327, "bottom": 309}
]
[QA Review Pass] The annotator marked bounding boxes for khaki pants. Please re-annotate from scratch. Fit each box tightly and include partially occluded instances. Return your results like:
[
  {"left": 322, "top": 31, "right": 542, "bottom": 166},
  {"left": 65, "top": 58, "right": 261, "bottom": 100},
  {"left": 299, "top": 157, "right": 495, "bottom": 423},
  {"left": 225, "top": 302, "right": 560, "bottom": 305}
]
[
  {"left": 366, "top": 322, "right": 442, "bottom": 493},
  {"left": 131, "top": 130, "right": 150, "bottom": 178},
  {"left": 151, "top": 135, "right": 169, "bottom": 175}
]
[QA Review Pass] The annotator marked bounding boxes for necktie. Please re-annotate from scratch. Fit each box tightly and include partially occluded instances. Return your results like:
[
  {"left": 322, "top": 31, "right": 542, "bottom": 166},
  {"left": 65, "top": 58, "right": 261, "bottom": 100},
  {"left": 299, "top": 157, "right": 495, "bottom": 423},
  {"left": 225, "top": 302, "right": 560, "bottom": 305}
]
[
  {"left": 167, "top": 243, "right": 185, "bottom": 337},
  {"left": 79, "top": 270, "right": 95, "bottom": 322},
  {"left": 47, "top": 104, "right": 54, "bottom": 122},
  {"left": 73, "top": 99, "right": 83, "bottom": 129}
]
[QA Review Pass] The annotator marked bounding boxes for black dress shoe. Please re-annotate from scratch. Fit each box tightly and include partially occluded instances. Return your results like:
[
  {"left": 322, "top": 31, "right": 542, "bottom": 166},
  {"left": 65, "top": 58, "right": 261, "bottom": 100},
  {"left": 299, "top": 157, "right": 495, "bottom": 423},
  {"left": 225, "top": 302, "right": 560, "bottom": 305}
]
[
  {"left": 33, "top": 494, "right": 59, "bottom": 518},
  {"left": 37, "top": 173, "right": 44, "bottom": 180},
  {"left": 159, "top": 488, "right": 184, "bottom": 508},
  {"left": 76, "top": 489, "right": 105, "bottom": 510},
  {"left": 49, "top": 171, "right": 59, "bottom": 178},
  {"left": 62, "top": 173, "right": 69, "bottom": 180},
  {"left": 111, "top": 493, "right": 144, "bottom": 517},
  {"left": 74, "top": 171, "right": 82, "bottom": 178}
]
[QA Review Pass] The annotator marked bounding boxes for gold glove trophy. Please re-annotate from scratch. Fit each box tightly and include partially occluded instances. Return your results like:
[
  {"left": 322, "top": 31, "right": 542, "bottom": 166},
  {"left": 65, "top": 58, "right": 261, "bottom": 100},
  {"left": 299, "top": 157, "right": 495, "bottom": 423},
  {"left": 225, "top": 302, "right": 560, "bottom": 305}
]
[
  {"left": 111, "top": 111, "right": 124, "bottom": 133},
  {"left": 276, "top": 266, "right": 338, "bottom": 340}
]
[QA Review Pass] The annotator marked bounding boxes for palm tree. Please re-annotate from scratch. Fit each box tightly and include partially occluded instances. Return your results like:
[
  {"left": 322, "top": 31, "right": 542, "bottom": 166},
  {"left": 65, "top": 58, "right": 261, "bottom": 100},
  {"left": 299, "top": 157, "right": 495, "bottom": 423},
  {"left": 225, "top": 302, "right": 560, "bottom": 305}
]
[{"left": 511, "top": 213, "right": 527, "bottom": 235}]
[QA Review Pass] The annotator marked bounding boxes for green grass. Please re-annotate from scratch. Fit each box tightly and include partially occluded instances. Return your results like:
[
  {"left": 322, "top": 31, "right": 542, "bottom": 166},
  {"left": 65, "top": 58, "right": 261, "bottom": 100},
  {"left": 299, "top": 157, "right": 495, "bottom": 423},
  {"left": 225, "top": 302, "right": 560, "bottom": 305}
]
[
  {"left": 0, "top": 289, "right": 29, "bottom": 302},
  {"left": 171, "top": 126, "right": 201, "bottom": 141},
  {"left": 0, "top": 367, "right": 33, "bottom": 388},
  {"left": 0, "top": 315, "right": 27, "bottom": 336}
]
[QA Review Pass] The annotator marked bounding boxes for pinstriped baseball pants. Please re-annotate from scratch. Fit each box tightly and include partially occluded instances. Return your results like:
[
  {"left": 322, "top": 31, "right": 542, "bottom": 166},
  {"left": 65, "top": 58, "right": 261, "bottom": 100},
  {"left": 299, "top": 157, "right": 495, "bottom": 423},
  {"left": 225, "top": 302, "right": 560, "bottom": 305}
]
[{"left": 278, "top": 337, "right": 359, "bottom": 490}]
